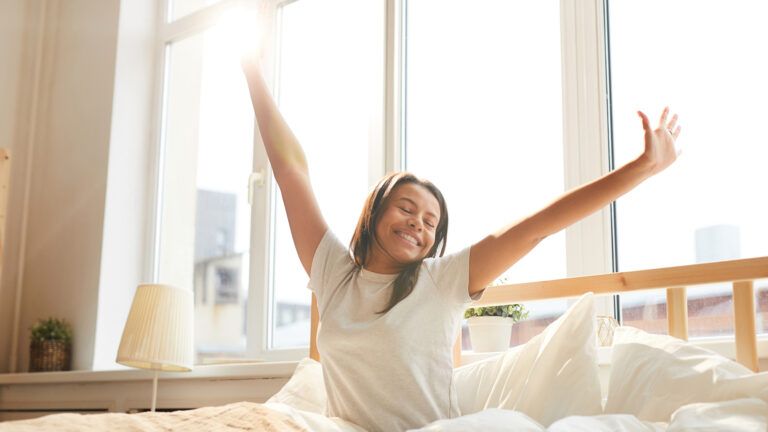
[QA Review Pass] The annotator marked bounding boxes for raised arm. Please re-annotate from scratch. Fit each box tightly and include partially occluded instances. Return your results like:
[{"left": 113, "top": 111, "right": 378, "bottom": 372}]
[
  {"left": 468, "top": 108, "right": 682, "bottom": 296},
  {"left": 242, "top": 57, "right": 327, "bottom": 275}
]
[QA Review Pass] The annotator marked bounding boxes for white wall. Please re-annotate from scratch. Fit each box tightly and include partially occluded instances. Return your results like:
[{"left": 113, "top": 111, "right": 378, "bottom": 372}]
[
  {"left": 18, "top": 0, "right": 120, "bottom": 372},
  {"left": 93, "top": 0, "right": 157, "bottom": 371},
  {"left": 0, "top": 0, "right": 153, "bottom": 372}
]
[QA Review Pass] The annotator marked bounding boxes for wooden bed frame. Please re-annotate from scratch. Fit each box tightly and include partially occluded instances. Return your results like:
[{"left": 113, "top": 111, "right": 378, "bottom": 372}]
[{"left": 309, "top": 256, "right": 768, "bottom": 372}]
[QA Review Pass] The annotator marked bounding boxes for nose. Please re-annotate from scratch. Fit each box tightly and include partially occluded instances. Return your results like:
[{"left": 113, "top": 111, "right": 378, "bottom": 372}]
[{"left": 408, "top": 218, "right": 422, "bottom": 231}]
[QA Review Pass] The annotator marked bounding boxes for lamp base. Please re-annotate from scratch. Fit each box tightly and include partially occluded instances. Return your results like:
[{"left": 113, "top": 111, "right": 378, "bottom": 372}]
[{"left": 151, "top": 369, "right": 158, "bottom": 412}]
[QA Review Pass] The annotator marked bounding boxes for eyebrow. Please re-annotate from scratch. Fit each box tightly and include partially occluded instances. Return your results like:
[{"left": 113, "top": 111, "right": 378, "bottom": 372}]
[{"left": 395, "top": 197, "right": 439, "bottom": 219}]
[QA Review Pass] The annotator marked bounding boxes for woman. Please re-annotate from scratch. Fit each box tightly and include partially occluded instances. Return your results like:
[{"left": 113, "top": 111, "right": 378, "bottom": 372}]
[{"left": 241, "top": 54, "right": 681, "bottom": 431}]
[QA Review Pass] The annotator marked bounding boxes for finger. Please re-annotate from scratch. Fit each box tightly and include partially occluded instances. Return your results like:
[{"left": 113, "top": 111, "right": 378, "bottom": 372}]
[
  {"left": 638, "top": 111, "right": 651, "bottom": 132},
  {"left": 667, "top": 113, "right": 678, "bottom": 131},
  {"left": 658, "top": 106, "right": 669, "bottom": 129},
  {"left": 258, "top": 0, "right": 270, "bottom": 15},
  {"left": 672, "top": 125, "right": 682, "bottom": 140}
]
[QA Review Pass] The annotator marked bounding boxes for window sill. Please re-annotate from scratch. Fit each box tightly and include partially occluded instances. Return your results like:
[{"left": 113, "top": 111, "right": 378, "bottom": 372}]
[{"left": 0, "top": 361, "right": 298, "bottom": 385}]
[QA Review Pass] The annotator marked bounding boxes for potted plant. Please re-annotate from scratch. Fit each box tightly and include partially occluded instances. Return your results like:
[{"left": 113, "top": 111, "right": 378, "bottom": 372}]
[
  {"left": 464, "top": 278, "right": 529, "bottom": 352},
  {"left": 29, "top": 317, "right": 72, "bottom": 372}
]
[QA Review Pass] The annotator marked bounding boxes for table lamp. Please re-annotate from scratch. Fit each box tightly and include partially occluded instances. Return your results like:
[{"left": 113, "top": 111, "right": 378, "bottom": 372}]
[{"left": 116, "top": 284, "right": 194, "bottom": 411}]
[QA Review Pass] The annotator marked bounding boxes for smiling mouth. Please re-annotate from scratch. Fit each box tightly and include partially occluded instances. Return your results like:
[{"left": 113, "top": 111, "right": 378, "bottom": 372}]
[{"left": 395, "top": 230, "right": 420, "bottom": 247}]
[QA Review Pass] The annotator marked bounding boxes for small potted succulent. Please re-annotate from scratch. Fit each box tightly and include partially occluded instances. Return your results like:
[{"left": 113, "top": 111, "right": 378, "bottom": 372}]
[
  {"left": 464, "top": 277, "right": 529, "bottom": 352},
  {"left": 29, "top": 317, "right": 73, "bottom": 372}
]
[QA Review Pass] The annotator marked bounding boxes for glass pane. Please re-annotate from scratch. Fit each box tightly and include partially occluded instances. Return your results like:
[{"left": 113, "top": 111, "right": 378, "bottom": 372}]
[
  {"left": 609, "top": 0, "right": 768, "bottom": 336},
  {"left": 168, "top": 0, "right": 224, "bottom": 22},
  {"left": 622, "top": 284, "right": 737, "bottom": 338},
  {"left": 619, "top": 291, "right": 667, "bottom": 335},
  {"left": 758, "top": 280, "right": 768, "bottom": 334},
  {"left": 271, "top": 0, "right": 384, "bottom": 349},
  {"left": 159, "top": 25, "right": 254, "bottom": 363},
  {"left": 405, "top": 0, "right": 566, "bottom": 349}
]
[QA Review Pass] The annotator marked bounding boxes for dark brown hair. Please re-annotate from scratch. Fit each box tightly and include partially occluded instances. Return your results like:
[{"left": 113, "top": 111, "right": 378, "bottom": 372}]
[{"left": 348, "top": 172, "right": 449, "bottom": 314}]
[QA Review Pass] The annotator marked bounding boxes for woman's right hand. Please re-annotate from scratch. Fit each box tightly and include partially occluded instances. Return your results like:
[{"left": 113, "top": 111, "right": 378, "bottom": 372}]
[
  {"left": 238, "top": 2, "right": 328, "bottom": 277},
  {"left": 240, "top": 2, "right": 270, "bottom": 74}
]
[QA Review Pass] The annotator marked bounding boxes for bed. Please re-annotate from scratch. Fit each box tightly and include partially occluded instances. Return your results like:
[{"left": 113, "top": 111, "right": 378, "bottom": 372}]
[{"left": 3, "top": 256, "right": 768, "bottom": 431}]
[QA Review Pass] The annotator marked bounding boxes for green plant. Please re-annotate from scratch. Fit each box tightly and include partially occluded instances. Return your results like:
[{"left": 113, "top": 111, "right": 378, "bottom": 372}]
[
  {"left": 29, "top": 318, "right": 72, "bottom": 344},
  {"left": 463, "top": 276, "right": 529, "bottom": 321},
  {"left": 464, "top": 304, "right": 529, "bottom": 321}
]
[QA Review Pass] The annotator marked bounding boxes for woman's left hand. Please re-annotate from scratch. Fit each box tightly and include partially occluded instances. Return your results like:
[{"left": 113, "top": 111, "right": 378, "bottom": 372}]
[{"left": 637, "top": 107, "right": 682, "bottom": 175}]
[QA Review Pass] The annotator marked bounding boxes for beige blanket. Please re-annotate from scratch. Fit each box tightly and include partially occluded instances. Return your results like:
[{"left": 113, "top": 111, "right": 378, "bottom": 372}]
[{"left": 0, "top": 401, "right": 308, "bottom": 432}]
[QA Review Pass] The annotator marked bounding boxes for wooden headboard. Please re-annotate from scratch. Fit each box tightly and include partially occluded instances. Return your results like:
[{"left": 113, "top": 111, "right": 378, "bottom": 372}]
[{"left": 310, "top": 256, "right": 768, "bottom": 371}]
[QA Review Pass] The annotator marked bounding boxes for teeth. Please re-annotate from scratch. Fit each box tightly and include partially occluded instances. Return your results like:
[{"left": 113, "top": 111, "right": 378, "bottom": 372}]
[{"left": 396, "top": 231, "right": 419, "bottom": 246}]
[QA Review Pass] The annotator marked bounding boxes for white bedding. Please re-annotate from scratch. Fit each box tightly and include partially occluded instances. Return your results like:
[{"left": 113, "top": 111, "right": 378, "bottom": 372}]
[
  {"left": 452, "top": 293, "right": 602, "bottom": 424},
  {"left": 4, "top": 293, "right": 767, "bottom": 431},
  {"left": 9, "top": 398, "right": 759, "bottom": 432},
  {"left": 407, "top": 398, "right": 768, "bottom": 431},
  {"left": 265, "top": 293, "right": 768, "bottom": 431}
]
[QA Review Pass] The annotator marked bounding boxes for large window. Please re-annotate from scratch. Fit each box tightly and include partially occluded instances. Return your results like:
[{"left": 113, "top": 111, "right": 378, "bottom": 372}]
[
  {"left": 157, "top": 19, "right": 254, "bottom": 363},
  {"left": 405, "top": 0, "right": 570, "bottom": 348},
  {"left": 150, "top": 0, "right": 768, "bottom": 364},
  {"left": 608, "top": 0, "right": 768, "bottom": 337},
  {"left": 270, "top": 0, "right": 384, "bottom": 349}
]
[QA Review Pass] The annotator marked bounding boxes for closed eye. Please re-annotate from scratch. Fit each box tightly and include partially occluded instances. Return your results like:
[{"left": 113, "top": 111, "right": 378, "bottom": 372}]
[{"left": 399, "top": 207, "right": 412, "bottom": 214}]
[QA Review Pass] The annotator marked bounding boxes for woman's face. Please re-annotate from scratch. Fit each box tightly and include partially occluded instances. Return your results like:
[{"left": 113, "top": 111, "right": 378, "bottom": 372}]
[{"left": 369, "top": 183, "right": 441, "bottom": 271}]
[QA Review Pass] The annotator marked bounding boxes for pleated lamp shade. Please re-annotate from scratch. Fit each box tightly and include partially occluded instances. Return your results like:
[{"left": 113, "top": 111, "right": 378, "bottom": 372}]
[{"left": 116, "top": 284, "right": 194, "bottom": 372}]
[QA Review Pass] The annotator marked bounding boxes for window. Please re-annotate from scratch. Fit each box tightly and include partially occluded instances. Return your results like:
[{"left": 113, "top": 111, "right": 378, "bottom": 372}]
[
  {"left": 151, "top": 0, "right": 765, "bottom": 364},
  {"left": 404, "top": 0, "right": 571, "bottom": 348},
  {"left": 153, "top": 0, "right": 616, "bottom": 362},
  {"left": 607, "top": 0, "right": 768, "bottom": 336},
  {"left": 269, "top": 0, "right": 384, "bottom": 350},
  {"left": 155, "top": 7, "right": 255, "bottom": 363},
  {"left": 153, "top": 0, "right": 386, "bottom": 362}
]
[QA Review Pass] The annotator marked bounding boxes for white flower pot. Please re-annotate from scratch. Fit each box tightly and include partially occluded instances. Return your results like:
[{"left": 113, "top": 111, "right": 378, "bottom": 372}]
[{"left": 467, "top": 316, "right": 513, "bottom": 352}]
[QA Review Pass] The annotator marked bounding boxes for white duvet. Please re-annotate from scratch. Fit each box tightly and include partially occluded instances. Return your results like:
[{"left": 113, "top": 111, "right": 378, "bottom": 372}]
[
  {"left": 269, "top": 293, "right": 768, "bottom": 431},
  {"left": 4, "top": 293, "right": 767, "bottom": 431}
]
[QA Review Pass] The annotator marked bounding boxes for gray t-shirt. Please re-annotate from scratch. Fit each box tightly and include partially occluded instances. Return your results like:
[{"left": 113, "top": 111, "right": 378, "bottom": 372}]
[{"left": 308, "top": 230, "right": 476, "bottom": 432}]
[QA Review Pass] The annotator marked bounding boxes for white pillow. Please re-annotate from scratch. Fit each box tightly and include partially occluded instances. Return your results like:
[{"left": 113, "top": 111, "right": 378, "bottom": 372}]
[
  {"left": 266, "top": 357, "right": 327, "bottom": 414},
  {"left": 667, "top": 398, "right": 768, "bottom": 432},
  {"left": 453, "top": 293, "right": 603, "bottom": 426},
  {"left": 604, "top": 326, "right": 768, "bottom": 422}
]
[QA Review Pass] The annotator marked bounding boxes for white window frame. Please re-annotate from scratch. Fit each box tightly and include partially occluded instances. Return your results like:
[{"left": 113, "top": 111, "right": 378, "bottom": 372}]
[
  {"left": 149, "top": 0, "right": 619, "bottom": 363},
  {"left": 559, "top": 0, "right": 615, "bottom": 316}
]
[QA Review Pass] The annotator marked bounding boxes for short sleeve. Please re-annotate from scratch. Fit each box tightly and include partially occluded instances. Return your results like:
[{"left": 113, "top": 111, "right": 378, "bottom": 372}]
[
  {"left": 422, "top": 246, "right": 475, "bottom": 309},
  {"left": 308, "top": 230, "right": 355, "bottom": 304}
]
